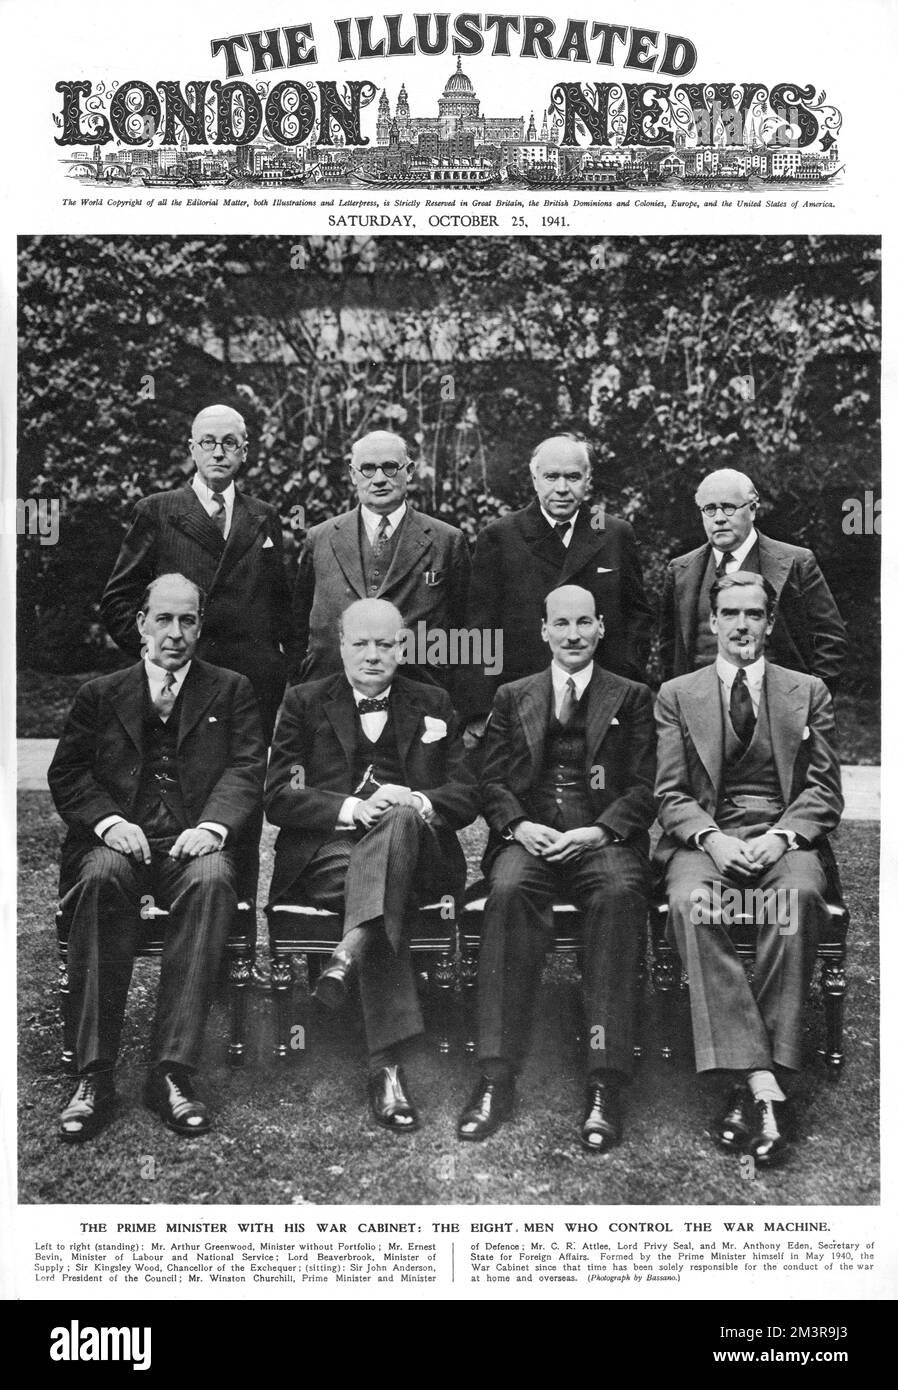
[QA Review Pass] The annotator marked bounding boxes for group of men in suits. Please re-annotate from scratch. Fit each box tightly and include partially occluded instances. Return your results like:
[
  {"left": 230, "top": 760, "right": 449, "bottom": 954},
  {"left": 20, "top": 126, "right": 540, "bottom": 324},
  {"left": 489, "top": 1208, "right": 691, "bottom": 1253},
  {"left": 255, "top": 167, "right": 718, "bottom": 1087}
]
[{"left": 48, "top": 408, "right": 848, "bottom": 1168}]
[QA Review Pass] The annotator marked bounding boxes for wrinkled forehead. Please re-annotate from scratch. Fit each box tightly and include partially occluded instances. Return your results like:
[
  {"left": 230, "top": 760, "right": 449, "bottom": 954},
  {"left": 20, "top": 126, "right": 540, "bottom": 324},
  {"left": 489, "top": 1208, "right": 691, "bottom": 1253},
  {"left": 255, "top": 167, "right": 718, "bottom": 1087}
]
[
  {"left": 716, "top": 583, "right": 768, "bottom": 612},
  {"left": 533, "top": 443, "right": 589, "bottom": 475},
  {"left": 144, "top": 583, "right": 201, "bottom": 617},
  {"left": 353, "top": 435, "right": 408, "bottom": 467},
  {"left": 545, "top": 592, "right": 598, "bottom": 623}
]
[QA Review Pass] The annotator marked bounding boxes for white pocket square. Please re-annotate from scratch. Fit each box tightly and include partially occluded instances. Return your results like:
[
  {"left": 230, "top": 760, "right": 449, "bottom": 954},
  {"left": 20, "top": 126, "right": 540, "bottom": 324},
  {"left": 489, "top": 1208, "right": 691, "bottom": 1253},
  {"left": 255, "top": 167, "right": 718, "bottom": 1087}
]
[
  {"left": 208, "top": 716, "right": 218, "bottom": 723},
  {"left": 610, "top": 717, "right": 620, "bottom": 725},
  {"left": 801, "top": 726, "right": 810, "bottom": 740},
  {"left": 421, "top": 716, "right": 447, "bottom": 743},
  {"left": 595, "top": 566, "right": 615, "bottom": 573},
  {"left": 262, "top": 536, "right": 274, "bottom": 549}
]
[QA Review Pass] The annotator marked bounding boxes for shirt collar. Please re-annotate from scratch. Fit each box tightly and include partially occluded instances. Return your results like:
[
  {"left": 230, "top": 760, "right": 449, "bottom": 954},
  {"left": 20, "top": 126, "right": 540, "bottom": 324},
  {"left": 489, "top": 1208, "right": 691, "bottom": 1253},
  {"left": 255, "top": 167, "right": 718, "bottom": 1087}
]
[
  {"left": 714, "top": 526, "right": 758, "bottom": 568},
  {"left": 540, "top": 505, "right": 577, "bottom": 533},
  {"left": 551, "top": 660, "right": 593, "bottom": 699},
  {"left": 361, "top": 502, "right": 407, "bottom": 541},
  {"left": 716, "top": 653, "right": 765, "bottom": 692},
  {"left": 192, "top": 473, "right": 236, "bottom": 512},
  {"left": 144, "top": 656, "right": 191, "bottom": 692}
]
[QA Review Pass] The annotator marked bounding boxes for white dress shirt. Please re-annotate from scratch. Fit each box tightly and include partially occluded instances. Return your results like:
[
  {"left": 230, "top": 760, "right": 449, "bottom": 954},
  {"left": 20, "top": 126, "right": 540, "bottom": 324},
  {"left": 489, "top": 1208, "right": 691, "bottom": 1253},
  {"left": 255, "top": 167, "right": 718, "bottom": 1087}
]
[
  {"left": 94, "top": 657, "right": 226, "bottom": 845},
  {"left": 192, "top": 473, "right": 235, "bottom": 539},
  {"left": 541, "top": 505, "right": 575, "bottom": 547},
  {"left": 713, "top": 526, "right": 758, "bottom": 574},
  {"left": 360, "top": 501, "right": 407, "bottom": 546},
  {"left": 336, "top": 682, "right": 433, "bottom": 828},
  {"left": 550, "top": 659, "right": 593, "bottom": 716}
]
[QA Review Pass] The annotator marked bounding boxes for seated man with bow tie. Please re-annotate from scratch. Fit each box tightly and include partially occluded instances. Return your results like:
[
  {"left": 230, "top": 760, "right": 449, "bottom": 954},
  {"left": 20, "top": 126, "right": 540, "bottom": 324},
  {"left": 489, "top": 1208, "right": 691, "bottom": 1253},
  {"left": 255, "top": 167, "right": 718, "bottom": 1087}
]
[
  {"left": 48, "top": 574, "right": 267, "bottom": 1143},
  {"left": 654, "top": 572, "right": 844, "bottom": 1167},
  {"left": 265, "top": 598, "right": 478, "bottom": 1132},
  {"left": 456, "top": 584, "right": 656, "bottom": 1152}
]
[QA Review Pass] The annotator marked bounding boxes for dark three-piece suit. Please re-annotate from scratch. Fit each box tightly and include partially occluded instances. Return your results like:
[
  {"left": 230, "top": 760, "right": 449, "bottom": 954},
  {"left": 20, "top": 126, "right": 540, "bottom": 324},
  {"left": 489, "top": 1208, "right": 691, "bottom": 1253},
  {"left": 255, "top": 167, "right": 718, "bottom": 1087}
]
[
  {"left": 476, "top": 665, "right": 657, "bottom": 1077},
  {"left": 48, "top": 660, "right": 267, "bottom": 1073},
  {"left": 265, "top": 673, "right": 478, "bottom": 1052}
]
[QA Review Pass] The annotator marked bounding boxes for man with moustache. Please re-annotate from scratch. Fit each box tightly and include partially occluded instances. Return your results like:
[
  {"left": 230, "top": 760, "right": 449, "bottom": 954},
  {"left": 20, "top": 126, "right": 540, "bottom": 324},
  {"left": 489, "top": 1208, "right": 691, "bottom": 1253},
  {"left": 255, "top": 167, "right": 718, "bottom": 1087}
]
[
  {"left": 457, "top": 584, "right": 656, "bottom": 1152},
  {"left": 102, "top": 404, "right": 294, "bottom": 741},
  {"left": 291, "top": 430, "right": 470, "bottom": 695},
  {"left": 659, "top": 467, "right": 847, "bottom": 690},
  {"left": 49, "top": 574, "right": 267, "bottom": 1142},
  {"left": 654, "top": 572, "right": 843, "bottom": 1166},
  {"left": 461, "top": 434, "right": 652, "bottom": 722},
  {"left": 265, "top": 598, "right": 478, "bottom": 1132}
]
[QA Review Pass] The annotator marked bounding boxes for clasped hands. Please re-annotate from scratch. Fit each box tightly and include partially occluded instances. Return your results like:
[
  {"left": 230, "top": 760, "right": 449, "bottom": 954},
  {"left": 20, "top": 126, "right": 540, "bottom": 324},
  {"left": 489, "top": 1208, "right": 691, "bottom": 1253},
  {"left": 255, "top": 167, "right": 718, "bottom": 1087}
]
[
  {"left": 353, "top": 783, "right": 423, "bottom": 830},
  {"left": 103, "top": 822, "right": 223, "bottom": 863},
  {"left": 512, "top": 821, "right": 612, "bottom": 863},
  {"left": 703, "top": 830, "right": 788, "bottom": 879}
]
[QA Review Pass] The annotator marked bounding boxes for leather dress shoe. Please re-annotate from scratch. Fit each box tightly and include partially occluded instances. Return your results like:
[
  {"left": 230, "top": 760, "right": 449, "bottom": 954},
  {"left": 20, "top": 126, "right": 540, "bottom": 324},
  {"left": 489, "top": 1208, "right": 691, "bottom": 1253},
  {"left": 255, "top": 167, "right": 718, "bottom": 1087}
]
[
  {"left": 750, "top": 1098, "right": 791, "bottom": 1167},
  {"left": 712, "top": 1084, "right": 754, "bottom": 1152},
  {"left": 313, "top": 951, "right": 354, "bottom": 1010},
  {"left": 457, "top": 1075, "right": 515, "bottom": 1141},
  {"left": 368, "top": 1065, "right": 419, "bottom": 1133},
  {"left": 580, "top": 1079, "right": 622, "bottom": 1153},
  {"left": 58, "top": 1072, "right": 115, "bottom": 1143},
  {"left": 144, "top": 1068, "right": 211, "bottom": 1137}
]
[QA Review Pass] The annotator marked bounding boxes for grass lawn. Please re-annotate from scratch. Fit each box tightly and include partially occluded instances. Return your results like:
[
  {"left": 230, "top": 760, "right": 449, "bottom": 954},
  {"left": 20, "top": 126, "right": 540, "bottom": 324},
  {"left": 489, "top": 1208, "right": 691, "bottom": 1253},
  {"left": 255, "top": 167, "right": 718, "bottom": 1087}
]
[{"left": 18, "top": 793, "right": 879, "bottom": 1206}]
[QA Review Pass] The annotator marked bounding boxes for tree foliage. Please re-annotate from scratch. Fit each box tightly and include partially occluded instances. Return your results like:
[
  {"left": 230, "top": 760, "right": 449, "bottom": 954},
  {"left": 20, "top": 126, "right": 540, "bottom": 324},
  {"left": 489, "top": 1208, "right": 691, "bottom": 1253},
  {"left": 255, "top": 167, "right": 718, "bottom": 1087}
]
[{"left": 17, "top": 234, "right": 879, "bottom": 688}]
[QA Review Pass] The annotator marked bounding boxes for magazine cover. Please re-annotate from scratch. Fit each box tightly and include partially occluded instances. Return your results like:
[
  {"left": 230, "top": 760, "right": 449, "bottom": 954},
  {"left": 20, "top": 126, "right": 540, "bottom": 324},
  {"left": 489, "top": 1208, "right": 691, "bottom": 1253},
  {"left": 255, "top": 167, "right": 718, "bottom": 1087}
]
[{"left": 1, "top": 0, "right": 892, "bottom": 1346}]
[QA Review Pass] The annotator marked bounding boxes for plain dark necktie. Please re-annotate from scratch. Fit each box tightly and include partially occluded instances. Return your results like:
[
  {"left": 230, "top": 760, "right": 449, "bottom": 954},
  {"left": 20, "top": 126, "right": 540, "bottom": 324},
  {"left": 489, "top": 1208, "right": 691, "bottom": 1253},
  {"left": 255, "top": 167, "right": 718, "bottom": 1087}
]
[
  {"left": 557, "top": 677, "right": 578, "bottom": 727},
  {"left": 730, "top": 668, "right": 756, "bottom": 744},
  {"left": 210, "top": 492, "right": 226, "bottom": 535},
  {"left": 715, "top": 549, "right": 734, "bottom": 578}
]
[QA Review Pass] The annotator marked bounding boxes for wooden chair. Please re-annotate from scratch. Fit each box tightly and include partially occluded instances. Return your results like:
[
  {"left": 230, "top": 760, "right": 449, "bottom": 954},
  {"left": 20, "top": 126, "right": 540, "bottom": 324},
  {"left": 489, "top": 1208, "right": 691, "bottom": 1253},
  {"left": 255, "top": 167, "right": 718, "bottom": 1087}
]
[
  {"left": 649, "top": 894, "right": 849, "bottom": 1077},
  {"left": 264, "top": 898, "right": 462, "bottom": 1057},
  {"left": 56, "top": 899, "right": 257, "bottom": 1071},
  {"left": 459, "top": 881, "right": 648, "bottom": 1058}
]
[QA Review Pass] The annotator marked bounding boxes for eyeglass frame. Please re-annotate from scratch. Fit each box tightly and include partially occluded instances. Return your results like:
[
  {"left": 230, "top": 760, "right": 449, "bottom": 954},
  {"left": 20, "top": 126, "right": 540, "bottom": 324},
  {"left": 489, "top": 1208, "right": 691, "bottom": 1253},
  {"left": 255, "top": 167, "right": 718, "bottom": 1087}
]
[
  {"left": 191, "top": 435, "right": 247, "bottom": 456},
  {"left": 349, "top": 460, "right": 414, "bottom": 479},
  {"left": 697, "top": 500, "right": 756, "bottom": 519}
]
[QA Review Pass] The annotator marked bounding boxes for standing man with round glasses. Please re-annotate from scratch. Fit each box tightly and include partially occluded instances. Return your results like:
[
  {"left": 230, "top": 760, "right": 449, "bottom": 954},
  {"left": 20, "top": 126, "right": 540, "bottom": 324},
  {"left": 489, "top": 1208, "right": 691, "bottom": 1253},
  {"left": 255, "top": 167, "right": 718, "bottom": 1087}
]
[
  {"left": 102, "top": 403, "right": 296, "bottom": 741},
  {"left": 291, "top": 429, "right": 470, "bottom": 694},
  {"left": 659, "top": 467, "right": 847, "bottom": 690}
]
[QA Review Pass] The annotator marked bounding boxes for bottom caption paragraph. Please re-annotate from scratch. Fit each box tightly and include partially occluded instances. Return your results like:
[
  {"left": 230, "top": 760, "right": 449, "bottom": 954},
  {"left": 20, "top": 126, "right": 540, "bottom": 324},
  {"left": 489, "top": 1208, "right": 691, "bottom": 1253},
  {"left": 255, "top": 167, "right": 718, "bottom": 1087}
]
[{"left": 29, "top": 1218, "right": 878, "bottom": 1291}]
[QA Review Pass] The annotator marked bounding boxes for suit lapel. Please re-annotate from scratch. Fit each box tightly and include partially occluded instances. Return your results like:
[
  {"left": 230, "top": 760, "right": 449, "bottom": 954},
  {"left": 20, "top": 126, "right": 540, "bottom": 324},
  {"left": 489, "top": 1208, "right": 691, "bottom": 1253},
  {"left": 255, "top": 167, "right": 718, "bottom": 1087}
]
[
  {"left": 519, "top": 500, "right": 566, "bottom": 571},
  {"left": 176, "top": 660, "right": 220, "bottom": 749},
  {"left": 111, "top": 664, "right": 147, "bottom": 754},
  {"left": 514, "top": 669, "right": 552, "bottom": 769},
  {"left": 764, "top": 663, "right": 808, "bottom": 803},
  {"left": 329, "top": 510, "right": 367, "bottom": 599},
  {"left": 558, "top": 506, "right": 611, "bottom": 585},
  {"left": 322, "top": 677, "right": 360, "bottom": 771},
  {"left": 678, "top": 663, "right": 724, "bottom": 794},
  {"left": 379, "top": 507, "right": 430, "bottom": 597},
  {"left": 757, "top": 531, "right": 794, "bottom": 599},
  {"left": 674, "top": 545, "right": 710, "bottom": 662},
  {"left": 390, "top": 680, "right": 426, "bottom": 767},
  {"left": 168, "top": 487, "right": 226, "bottom": 559},
  {"left": 211, "top": 491, "right": 266, "bottom": 591},
  {"left": 584, "top": 669, "right": 626, "bottom": 760}
]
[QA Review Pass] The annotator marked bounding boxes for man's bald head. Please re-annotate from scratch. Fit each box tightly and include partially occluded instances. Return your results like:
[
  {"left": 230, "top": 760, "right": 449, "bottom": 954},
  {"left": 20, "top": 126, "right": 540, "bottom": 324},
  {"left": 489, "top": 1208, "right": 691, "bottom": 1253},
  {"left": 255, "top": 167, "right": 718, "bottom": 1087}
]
[
  {"left": 189, "top": 404, "right": 248, "bottom": 492},
  {"left": 541, "top": 584, "right": 604, "bottom": 673},
  {"left": 694, "top": 468, "right": 759, "bottom": 551},
  {"left": 339, "top": 598, "right": 406, "bottom": 696}
]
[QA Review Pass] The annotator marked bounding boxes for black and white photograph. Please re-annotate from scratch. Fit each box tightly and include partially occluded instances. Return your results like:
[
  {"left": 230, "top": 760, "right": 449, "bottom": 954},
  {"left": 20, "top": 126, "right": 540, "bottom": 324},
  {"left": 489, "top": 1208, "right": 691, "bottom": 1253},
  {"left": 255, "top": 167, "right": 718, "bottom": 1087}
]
[{"left": 15, "top": 232, "right": 880, "bottom": 1209}]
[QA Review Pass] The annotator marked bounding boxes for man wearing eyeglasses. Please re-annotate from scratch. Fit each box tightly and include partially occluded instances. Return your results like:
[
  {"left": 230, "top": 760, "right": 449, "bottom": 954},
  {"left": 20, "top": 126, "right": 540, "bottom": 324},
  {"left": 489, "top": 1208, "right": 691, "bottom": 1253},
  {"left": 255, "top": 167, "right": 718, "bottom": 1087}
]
[
  {"left": 102, "top": 404, "right": 295, "bottom": 741},
  {"left": 659, "top": 468, "right": 847, "bottom": 690},
  {"left": 291, "top": 430, "right": 470, "bottom": 694}
]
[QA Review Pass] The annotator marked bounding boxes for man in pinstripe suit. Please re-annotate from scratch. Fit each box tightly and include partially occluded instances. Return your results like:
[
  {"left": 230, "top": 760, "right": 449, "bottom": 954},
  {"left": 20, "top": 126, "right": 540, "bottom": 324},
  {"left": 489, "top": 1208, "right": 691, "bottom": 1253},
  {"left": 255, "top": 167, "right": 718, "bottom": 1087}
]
[{"left": 101, "top": 405, "right": 296, "bottom": 742}]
